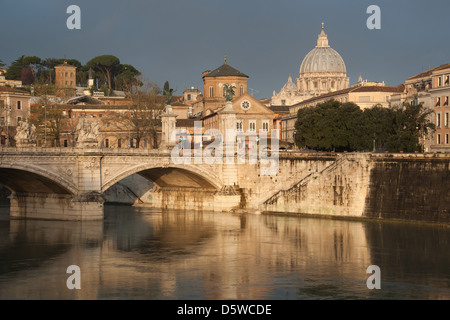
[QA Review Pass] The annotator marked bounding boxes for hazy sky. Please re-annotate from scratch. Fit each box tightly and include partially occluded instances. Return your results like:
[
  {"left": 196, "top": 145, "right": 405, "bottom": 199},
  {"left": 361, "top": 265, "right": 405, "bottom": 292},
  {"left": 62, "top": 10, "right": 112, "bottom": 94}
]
[{"left": 1, "top": 0, "right": 449, "bottom": 99}]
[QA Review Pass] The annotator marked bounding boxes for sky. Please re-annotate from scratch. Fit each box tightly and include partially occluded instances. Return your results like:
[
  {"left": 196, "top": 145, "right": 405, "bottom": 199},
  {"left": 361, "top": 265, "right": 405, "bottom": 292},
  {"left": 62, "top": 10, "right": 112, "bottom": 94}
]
[{"left": 1, "top": 0, "right": 450, "bottom": 99}]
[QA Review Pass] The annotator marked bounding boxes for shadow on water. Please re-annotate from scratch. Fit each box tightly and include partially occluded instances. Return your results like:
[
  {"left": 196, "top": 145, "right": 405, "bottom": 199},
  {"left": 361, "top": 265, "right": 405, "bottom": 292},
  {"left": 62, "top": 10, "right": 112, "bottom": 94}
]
[
  {"left": 0, "top": 202, "right": 103, "bottom": 278},
  {"left": 363, "top": 221, "right": 450, "bottom": 298},
  {"left": 103, "top": 204, "right": 217, "bottom": 262}
]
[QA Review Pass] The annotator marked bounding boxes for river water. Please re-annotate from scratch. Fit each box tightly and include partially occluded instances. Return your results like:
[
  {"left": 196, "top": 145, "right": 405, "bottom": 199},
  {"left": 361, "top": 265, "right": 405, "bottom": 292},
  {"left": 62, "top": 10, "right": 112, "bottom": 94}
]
[{"left": 0, "top": 203, "right": 449, "bottom": 300}]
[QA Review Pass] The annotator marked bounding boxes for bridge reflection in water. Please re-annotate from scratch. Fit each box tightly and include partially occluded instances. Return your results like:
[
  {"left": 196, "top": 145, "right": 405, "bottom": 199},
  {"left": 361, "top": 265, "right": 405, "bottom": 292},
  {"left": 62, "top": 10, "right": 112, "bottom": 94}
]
[{"left": 0, "top": 204, "right": 449, "bottom": 300}]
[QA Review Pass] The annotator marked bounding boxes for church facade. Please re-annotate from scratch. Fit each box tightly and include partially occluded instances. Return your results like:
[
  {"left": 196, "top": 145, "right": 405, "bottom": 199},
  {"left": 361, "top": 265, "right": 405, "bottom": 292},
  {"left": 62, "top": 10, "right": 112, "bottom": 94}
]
[
  {"left": 271, "top": 24, "right": 350, "bottom": 106},
  {"left": 201, "top": 59, "right": 274, "bottom": 147}
]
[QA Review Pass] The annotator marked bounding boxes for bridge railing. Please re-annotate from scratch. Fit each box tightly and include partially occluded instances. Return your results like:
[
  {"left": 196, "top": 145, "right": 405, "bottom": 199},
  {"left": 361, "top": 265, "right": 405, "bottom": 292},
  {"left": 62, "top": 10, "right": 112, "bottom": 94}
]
[
  {"left": 1, "top": 146, "right": 450, "bottom": 160},
  {"left": 0, "top": 146, "right": 171, "bottom": 156}
]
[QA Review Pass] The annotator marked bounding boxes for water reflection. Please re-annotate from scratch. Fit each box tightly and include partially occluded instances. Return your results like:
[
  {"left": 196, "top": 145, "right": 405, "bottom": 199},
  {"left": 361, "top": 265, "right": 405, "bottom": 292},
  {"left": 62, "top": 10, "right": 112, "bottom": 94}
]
[{"left": 0, "top": 204, "right": 449, "bottom": 300}]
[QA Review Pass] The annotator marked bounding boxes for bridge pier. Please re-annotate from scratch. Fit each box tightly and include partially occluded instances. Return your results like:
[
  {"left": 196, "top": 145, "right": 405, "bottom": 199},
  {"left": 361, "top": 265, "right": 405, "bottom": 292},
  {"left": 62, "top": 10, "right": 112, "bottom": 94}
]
[
  {"left": 9, "top": 192, "right": 104, "bottom": 221},
  {"left": 136, "top": 186, "right": 241, "bottom": 212}
]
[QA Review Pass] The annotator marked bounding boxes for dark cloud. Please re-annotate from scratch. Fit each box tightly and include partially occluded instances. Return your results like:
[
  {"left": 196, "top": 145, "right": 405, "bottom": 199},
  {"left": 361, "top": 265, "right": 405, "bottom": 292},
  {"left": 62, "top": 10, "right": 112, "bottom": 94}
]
[{"left": 1, "top": 0, "right": 449, "bottom": 98}]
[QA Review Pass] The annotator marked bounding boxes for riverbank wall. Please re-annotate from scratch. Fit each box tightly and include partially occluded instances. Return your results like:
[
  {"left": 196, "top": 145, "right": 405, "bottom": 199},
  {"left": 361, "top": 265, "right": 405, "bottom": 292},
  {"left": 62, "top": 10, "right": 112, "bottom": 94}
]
[{"left": 260, "top": 153, "right": 450, "bottom": 224}]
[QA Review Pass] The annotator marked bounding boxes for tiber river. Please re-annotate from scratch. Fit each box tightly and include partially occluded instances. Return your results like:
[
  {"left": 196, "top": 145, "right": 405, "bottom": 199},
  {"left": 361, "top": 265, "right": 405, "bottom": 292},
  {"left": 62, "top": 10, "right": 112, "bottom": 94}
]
[{"left": 0, "top": 203, "right": 449, "bottom": 300}]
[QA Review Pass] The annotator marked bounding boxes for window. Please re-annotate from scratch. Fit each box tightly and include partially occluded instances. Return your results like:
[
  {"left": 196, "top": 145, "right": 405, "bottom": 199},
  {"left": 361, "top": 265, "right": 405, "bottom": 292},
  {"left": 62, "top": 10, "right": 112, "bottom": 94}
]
[
  {"left": 236, "top": 120, "right": 243, "bottom": 132},
  {"left": 249, "top": 120, "right": 256, "bottom": 132},
  {"left": 70, "top": 72, "right": 73, "bottom": 78},
  {"left": 261, "top": 120, "right": 269, "bottom": 132},
  {"left": 17, "top": 116, "right": 22, "bottom": 124},
  {"left": 105, "top": 139, "right": 109, "bottom": 148},
  {"left": 209, "top": 86, "right": 214, "bottom": 98},
  {"left": 281, "top": 100, "right": 286, "bottom": 105},
  {"left": 17, "top": 101, "right": 21, "bottom": 110},
  {"left": 359, "top": 96, "right": 371, "bottom": 102},
  {"left": 436, "top": 97, "right": 441, "bottom": 107},
  {"left": 444, "top": 96, "right": 449, "bottom": 106},
  {"left": 438, "top": 77, "right": 442, "bottom": 87},
  {"left": 437, "top": 113, "right": 441, "bottom": 128},
  {"left": 70, "top": 81, "right": 73, "bottom": 86},
  {"left": 64, "top": 140, "right": 68, "bottom": 147},
  {"left": 446, "top": 76, "right": 449, "bottom": 85},
  {"left": 65, "top": 80, "right": 68, "bottom": 86},
  {"left": 446, "top": 134, "right": 449, "bottom": 145},
  {"left": 118, "top": 139, "right": 122, "bottom": 148},
  {"left": 65, "top": 72, "right": 68, "bottom": 77},
  {"left": 187, "top": 94, "right": 191, "bottom": 101},
  {"left": 240, "top": 85, "right": 244, "bottom": 95},
  {"left": 445, "top": 112, "right": 449, "bottom": 128},
  {"left": 437, "top": 134, "right": 441, "bottom": 145}
]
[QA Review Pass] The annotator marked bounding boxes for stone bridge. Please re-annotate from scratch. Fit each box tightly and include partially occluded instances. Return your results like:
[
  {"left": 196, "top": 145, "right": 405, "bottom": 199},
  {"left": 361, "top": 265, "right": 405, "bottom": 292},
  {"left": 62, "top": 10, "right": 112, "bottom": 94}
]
[
  {"left": 1, "top": 147, "right": 449, "bottom": 223},
  {"left": 0, "top": 146, "right": 339, "bottom": 220}
]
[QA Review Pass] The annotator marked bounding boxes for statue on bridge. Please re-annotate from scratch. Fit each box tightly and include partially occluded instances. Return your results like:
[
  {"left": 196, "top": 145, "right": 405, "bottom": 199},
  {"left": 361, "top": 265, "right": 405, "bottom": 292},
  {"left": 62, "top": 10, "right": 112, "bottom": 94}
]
[
  {"left": 15, "top": 119, "right": 37, "bottom": 147},
  {"left": 76, "top": 118, "right": 100, "bottom": 148},
  {"left": 163, "top": 87, "right": 175, "bottom": 106},
  {"left": 223, "top": 84, "right": 236, "bottom": 102}
]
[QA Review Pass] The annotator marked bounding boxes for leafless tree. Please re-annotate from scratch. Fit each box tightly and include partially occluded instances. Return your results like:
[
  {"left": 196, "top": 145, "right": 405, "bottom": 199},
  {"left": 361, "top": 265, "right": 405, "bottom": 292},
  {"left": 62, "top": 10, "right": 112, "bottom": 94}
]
[{"left": 106, "top": 80, "right": 164, "bottom": 148}]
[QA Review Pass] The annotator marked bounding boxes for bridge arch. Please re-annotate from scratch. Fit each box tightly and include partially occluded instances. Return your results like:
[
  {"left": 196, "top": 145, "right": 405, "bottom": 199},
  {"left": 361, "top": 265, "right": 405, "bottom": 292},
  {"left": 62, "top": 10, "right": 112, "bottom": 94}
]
[
  {"left": 102, "top": 163, "right": 223, "bottom": 192},
  {"left": 0, "top": 164, "right": 79, "bottom": 195}
]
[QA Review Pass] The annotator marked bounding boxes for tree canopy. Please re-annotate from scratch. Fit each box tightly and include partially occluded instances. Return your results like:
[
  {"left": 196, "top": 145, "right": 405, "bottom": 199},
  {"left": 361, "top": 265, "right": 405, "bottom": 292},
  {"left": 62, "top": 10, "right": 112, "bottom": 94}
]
[
  {"left": 294, "top": 100, "right": 435, "bottom": 153},
  {"left": 86, "top": 55, "right": 121, "bottom": 90}
]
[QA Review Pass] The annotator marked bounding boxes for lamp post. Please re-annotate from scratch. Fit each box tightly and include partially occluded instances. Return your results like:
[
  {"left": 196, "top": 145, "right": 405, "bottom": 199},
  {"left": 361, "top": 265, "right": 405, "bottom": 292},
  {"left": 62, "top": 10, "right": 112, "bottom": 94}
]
[{"left": 43, "top": 105, "right": 47, "bottom": 147}]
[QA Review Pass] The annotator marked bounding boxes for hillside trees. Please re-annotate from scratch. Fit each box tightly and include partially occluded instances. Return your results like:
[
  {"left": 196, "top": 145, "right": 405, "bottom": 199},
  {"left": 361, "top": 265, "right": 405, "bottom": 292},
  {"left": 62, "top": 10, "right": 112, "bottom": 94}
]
[
  {"left": 4, "top": 54, "right": 141, "bottom": 92},
  {"left": 85, "top": 55, "right": 121, "bottom": 90}
]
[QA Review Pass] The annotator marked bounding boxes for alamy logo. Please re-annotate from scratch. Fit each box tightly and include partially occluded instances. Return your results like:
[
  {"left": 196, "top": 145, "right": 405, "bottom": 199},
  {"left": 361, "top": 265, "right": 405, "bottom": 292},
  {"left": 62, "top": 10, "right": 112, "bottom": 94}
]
[
  {"left": 366, "top": 265, "right": 381, "bottom": 289},
  {"left": 366, "top": 5, "right": 381, "bottom": 30},
  {"left": 66, "top": 265, "right": 81, "bottom": 289},
  {"left": 66, "top": 5, "right": 81, "bottom": 30},
  {"left": 170, "top": 122, "right": 280, "bottom": 176}
]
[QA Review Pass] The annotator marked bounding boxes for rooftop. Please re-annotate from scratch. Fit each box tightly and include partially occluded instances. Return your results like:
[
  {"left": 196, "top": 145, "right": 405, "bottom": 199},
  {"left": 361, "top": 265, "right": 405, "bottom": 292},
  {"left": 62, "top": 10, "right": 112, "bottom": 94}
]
[
  {"left": 270, "top": 105, "right": 290, "bottom": 113},
  {"left": 406, "top": 63, "right": 450, "bottom": 81},
  {"left": 0, "top": 86, "right": 30, "bottom": 95},
  {"left": 203, "top": 62, "right": 248, "bottom": 78},
  {"left": 55, "top": 61, "right": 76, "bottom": 68},
  {"left": 291, "top": 85, "right": 402, "bottom": 108}
]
